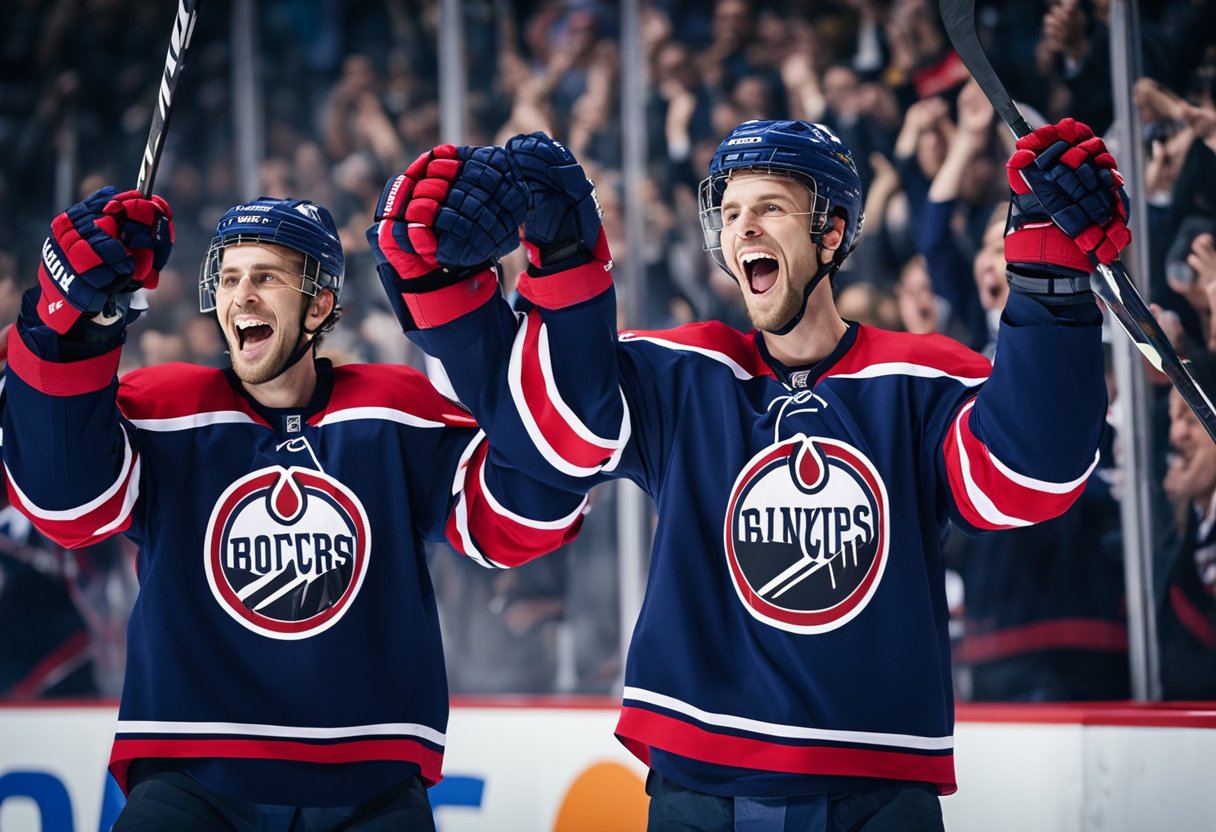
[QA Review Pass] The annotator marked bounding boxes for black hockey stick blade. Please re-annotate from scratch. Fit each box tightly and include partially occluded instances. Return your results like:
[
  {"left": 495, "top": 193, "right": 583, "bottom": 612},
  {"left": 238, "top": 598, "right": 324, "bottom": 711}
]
[
  {"left": 137, "top": 0, "right": 201, "bottom": 197},
  {"left": 938, "top": 0, "right": 1216, "bottom": 444},
  {"left": 937, "top": 0, "right": 1031, "bottom": 138}
]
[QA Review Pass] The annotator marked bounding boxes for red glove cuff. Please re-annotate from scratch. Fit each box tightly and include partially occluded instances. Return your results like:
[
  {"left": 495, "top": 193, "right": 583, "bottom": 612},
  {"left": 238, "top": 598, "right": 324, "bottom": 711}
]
[
  {"left": 516, "top": 229, "right": 614, "bottom": 310},
  {"left": 401, "top": 266, "right": 499, "bottom": 329},
  {"left": 1005, "top": 221, "right": 1093, "bottom": 274}
]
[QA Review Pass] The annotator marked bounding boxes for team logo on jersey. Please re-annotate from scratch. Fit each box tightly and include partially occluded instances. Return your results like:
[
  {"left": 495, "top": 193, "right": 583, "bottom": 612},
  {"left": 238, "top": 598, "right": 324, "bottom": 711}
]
[
  {"left": 724, "top": 434, "right": 888, "bottom": 633},
  {"left": 204, "top": 466, "right": 371, "bottom": 639}
]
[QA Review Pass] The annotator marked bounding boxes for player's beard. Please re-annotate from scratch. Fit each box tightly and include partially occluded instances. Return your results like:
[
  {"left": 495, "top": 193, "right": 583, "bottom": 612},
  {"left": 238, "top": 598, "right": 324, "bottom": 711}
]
[
  {"left": 742, "top": 273, "right": 807, "bottom": 333},
  {"left": 227, "top": 316, "right": 307, "bottom": 385}
]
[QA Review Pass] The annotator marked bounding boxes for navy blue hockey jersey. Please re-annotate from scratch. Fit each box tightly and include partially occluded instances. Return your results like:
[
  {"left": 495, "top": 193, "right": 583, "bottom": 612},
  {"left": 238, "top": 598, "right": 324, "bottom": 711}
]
[
  {"left": 415, "top": 284, "right": 1106, "bottom": 797},
  {"left": 1, "top": 303, "right": 585, "bottom": 806}
]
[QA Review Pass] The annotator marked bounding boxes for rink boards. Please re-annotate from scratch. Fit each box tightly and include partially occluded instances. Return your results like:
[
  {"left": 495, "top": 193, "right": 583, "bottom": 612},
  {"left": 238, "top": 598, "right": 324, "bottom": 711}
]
[{"left": 1, "top": 699, "right": 1214, "bottom": 831}]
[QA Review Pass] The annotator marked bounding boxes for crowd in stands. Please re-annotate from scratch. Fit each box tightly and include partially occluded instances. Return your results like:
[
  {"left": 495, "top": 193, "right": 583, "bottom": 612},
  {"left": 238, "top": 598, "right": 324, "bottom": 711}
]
[{"left": 1, "top": 0, "right": 1215, "bottom": 701}]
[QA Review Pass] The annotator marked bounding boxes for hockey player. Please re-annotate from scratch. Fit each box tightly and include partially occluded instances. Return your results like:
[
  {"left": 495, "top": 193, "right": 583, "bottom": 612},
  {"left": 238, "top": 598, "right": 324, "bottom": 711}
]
[
  {"left": 368, "top": 118, "right": 1127, "bottom": 829},
  {"left": 2, "top": 182, "right": 585, "bottom": 829}
]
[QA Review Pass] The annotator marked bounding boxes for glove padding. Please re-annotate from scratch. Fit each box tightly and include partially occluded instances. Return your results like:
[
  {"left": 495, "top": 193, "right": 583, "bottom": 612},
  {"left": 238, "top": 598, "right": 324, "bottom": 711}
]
[
  {"left": 1006, "top": 118, "right": 1131, "bottom": 268},
  {"left": 38, "top": 186, "right": 173, "bottom": 333},
  {"left": 366, "top": 144, "right": 528, "bottom": 330},
  {"left": 505, "top": 132, "right": 613, "bottom": 309}
]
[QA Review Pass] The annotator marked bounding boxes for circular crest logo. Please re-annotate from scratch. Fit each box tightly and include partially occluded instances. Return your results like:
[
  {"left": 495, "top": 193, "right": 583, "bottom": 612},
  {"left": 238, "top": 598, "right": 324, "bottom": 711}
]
[
  {"left": 204, "top": 466, "right": 371, "bottom": 639},
  {"left": 724, "top": 435, "right": 888, "bottom": 633}
]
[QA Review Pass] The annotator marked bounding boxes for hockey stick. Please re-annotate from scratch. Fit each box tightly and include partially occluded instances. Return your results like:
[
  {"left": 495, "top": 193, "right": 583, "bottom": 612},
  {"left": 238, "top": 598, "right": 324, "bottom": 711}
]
[
  {"left": 121, "top": 0, "right": 200, "bottom": 317},
  {"left": 938, "top": 0, "right": 1216, "bottom": 444},
  {"left": 136, "top": 0, "right": 201, "bottom": 197}
]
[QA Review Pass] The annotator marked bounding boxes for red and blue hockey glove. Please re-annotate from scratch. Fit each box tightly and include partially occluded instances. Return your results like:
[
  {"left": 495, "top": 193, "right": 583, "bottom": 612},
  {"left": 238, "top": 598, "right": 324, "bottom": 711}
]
[
  {"left": 366, "top": 144, "right": 528, "bottom": 330},
  {"left": 1004, "top": 118, "right": 1131, "bottom": 305},
  {"left": 504, "top": 132, "right": 612, "bottom": 309},
  {"left": 38, "top": 186, "right": 174, "bottom": 333}
]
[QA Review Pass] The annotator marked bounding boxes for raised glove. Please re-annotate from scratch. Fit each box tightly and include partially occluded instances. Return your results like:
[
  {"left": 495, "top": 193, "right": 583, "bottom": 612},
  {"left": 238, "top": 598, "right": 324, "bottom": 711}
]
[
  {"left": 38, "top": 187, "right": 173, "bottom": 333},
  {"left": 367, "top": 144, "right": 527, "bottom": 330},
  {"left": 1005, "top": 119, "right": 1131, "bottom": 303},
  {"left": 505, "top": 132, "right": 612, "bottom": 309}
]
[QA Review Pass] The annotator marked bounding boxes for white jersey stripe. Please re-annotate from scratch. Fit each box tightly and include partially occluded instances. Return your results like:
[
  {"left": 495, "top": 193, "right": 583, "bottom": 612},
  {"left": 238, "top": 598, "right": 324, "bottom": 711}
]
[
  {"left": 623, "top": 687, "right": 953, "bottom": 751},
  {"left": 830, "top": 362, "right": 987, "bottom": 386},
  {"left": 509, "top": 314, "right": 605, "bottom": 478},
  {"left": 6, "top": 425, "right": 137, "bottom": 521},
  {"left": 538, "top": 320, "right": 626, "bottom": 449},
  {"left": 478, "top": 459, "right": 588, "bottom": 530},
  {"left": 116, "top": 719, "right": 446, "bottom": 746},
  {"left": 317, "top": 407, "right": 449, "bottom": 429},
  {"left": 620, "top": 334, "right": 754, "bottom": 380},
  {"left": 129, "top": 411, "right": 258, "bottom": 432},
  {"left": 951, "top": 401, "right": 1032, "bottom": 527}
]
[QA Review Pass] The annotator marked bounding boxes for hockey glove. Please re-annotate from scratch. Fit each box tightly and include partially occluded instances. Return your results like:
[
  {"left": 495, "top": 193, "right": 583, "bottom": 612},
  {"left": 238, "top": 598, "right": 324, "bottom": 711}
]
[
  {"left": 38, "top": 187, "right": 174, "bottom": 333},
  {"left": 1004, "top": 118, "right": 1131, "bottom": 305},
  {"left": 505, "top": 132, "right": 613, "bottom": 309},
  {"left": 367, "top": 144, "right": 528, "bottom": 330}
]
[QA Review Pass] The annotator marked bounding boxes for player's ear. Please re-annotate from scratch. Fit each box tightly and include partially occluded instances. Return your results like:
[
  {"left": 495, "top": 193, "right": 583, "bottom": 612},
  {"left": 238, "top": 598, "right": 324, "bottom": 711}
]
[
  {"left": 306, "top": 288, "right": 335, "bottom": 327},
  {"left": 817, "top": 212, "right": 846, "bottom": 257},
  {"left": 819, "top": 215, "right": 845, "bottom": 254}
]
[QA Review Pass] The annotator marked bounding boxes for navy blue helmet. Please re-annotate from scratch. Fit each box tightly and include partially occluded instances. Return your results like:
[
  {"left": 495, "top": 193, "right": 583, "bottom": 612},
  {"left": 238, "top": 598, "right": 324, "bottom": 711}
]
[
  {"left": 698, "top": 120, "right": 864, "bottom": 275},
  {"left": 200, "top": 198, "right": 344, "bottom": 319}
]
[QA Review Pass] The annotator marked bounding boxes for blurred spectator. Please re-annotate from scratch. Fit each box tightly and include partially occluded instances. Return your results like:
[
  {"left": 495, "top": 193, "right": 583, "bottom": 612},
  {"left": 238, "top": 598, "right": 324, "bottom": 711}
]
[
  {"left": 920, "top": 80, "right": 1002, "bottom": 349},
  {"left": 1159, "top": 350, "right": 1216, "bottom": 698}
]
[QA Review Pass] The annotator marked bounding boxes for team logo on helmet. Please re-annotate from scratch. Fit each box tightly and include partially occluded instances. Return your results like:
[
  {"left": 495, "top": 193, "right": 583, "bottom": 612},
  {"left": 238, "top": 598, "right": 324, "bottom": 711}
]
[
  {"left": 723, "top": 435, "right": 888, "bottom": 633},
  {"left": 204, "top": 466, "right": 370, "bottom": 639}
]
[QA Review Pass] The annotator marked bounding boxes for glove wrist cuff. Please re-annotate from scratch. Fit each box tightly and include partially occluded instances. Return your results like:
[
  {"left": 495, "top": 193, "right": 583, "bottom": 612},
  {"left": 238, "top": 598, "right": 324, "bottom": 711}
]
[
  {"left": 1006, "top": 264, "right": 1094, "bottom": 305},
  {"left": 1005, "top": 222, "right": 1093, "bottom": 273},
  {"left": 390, "top": 264, "right": 500, "bottom": 330},
  {"left": 517, "top": 229, "right": 613, "bottom": 310}
]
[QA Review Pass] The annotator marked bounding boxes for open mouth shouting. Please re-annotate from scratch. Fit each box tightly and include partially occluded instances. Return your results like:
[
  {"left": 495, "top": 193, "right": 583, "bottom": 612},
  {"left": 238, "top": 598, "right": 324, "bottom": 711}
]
[
  {"left": 234, "top": 315, "right": 275, "bottom": 362},
  {"left": 740, "top": 251, "right": 780, "bottom": 294}
]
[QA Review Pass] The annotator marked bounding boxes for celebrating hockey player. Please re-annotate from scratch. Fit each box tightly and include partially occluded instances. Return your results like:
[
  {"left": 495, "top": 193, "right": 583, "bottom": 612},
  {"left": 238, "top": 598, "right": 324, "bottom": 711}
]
[
  {"left": 369, "top": 117, "right": 1126, "bottom": 829},
  {"left": 2, "top": 184, "right": 586, "bottom": 829}
]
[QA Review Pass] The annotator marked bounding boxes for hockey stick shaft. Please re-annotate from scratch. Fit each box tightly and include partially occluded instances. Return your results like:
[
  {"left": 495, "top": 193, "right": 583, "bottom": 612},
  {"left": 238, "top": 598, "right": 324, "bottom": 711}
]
[
  {"left": 136, "top": 0, "right": 201, "bottom": 197},
  {"left": 938, "top": 0, "right": 1216, "bottom": 443}
]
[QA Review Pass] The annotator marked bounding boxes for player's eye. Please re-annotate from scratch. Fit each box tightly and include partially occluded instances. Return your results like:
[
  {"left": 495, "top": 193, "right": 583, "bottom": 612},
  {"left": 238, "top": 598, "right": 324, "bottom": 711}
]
[
  {"left": 219, "top": 274, "right": 240, "bottom": 290},
  {"left": 723, "top": 210, "right": 740, "bottom": 224},
  {"left": 257, "top": 272, "right": 283, "bottom": 285},
  {"left": 765, "top": 204, "right": 785, "bottom": 216}
]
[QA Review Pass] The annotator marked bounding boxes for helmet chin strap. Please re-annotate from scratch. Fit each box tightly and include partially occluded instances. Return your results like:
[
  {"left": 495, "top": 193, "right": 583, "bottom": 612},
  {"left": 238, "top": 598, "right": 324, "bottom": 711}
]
[
  {"left": 766, "top": 259, "right": 839, "bottom": 337},
  {"left": 219, "top": 303, "right": 331, "bottom": 386},
  {"left": 259, "top": 301, "right": 335, "bottom": 384}
]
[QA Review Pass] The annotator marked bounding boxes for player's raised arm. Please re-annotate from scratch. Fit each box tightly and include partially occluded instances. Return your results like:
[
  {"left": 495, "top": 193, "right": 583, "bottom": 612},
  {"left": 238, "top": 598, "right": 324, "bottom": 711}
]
[
  {"left": 364, "top": 144, "right": 595, "bottom": 561},
  {"left": 938, "top": 118, "right": 1125, "bottom": 533},
  {"left": 368, "top": 136, "right": 632, "bottom": 489},
  {"left": 3, "top": 188, "right": 173, "bottom": 548}
]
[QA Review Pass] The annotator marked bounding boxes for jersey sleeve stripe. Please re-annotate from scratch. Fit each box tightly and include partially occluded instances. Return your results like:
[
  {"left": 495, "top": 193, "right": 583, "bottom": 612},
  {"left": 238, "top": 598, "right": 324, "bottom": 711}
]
[
  {"left": 7, "top": 326, "right": 121, "bottom": 396},
  {"left": 445, "top": 433, "right": 501, "bottom": 569},
  {"left": 4, "top": 431, "right": 140, "bottom": 547},
  {"left": 445, "top": 435, "right": 584, "bottom": 568},
  {"left": 475, "top": 456, "right": 588, "bottom": 531},
  {"left": 943, "top": 399, "right": 1095, "bottom": 529},
  {"left": 509, "top": 311, "right": 628, "bottom": 477}
]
